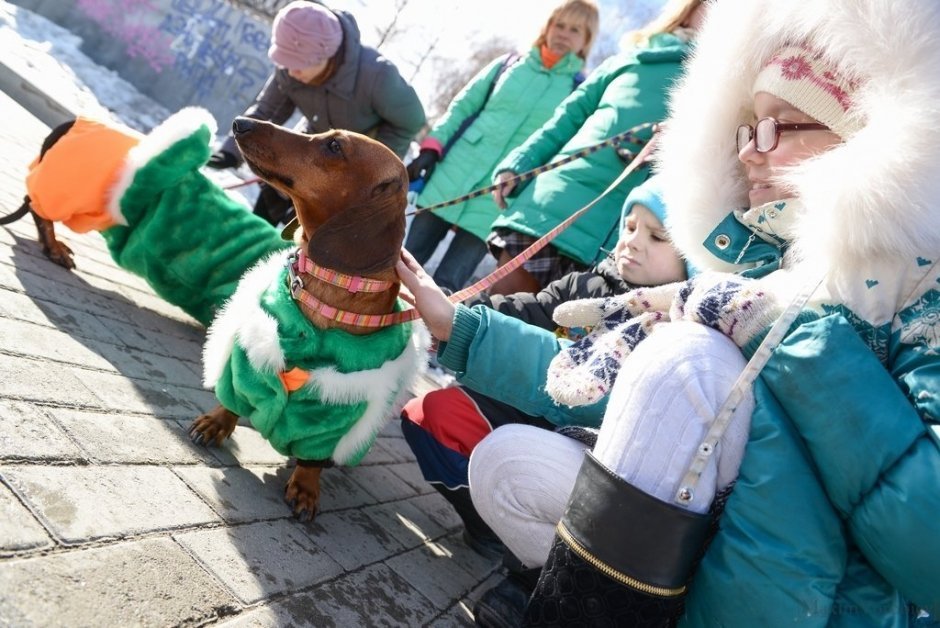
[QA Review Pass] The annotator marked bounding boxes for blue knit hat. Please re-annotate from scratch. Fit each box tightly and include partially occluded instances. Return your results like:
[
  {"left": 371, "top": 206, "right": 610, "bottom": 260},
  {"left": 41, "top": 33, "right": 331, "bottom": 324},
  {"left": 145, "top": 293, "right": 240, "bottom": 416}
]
[
  {"left": 619, "top": 175, "right": 697, "bottom": 277},
  {"left": 620, "top": 175, "right": 668, "bottom": 231}
]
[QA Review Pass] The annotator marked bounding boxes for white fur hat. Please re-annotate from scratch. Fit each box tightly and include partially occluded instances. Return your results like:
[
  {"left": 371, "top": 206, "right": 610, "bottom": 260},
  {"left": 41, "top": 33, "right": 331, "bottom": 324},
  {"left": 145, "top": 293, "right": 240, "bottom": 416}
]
[{"left": 655, "top": 0, "right": 940, "bottom": 277}]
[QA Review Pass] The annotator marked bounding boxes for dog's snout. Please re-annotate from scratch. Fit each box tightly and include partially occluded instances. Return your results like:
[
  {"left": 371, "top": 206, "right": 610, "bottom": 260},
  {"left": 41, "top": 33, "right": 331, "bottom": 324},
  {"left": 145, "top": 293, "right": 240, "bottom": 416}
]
[{"left": 232, "top": 117, "right": 257, "bottom": 136}]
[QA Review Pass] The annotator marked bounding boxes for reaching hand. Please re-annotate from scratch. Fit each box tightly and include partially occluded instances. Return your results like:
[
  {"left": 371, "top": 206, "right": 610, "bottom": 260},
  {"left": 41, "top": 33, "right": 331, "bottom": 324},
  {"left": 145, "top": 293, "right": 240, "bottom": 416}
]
[
  {"left": 406, "top": 149, "right": 440, "bottom": 182},
  {"left": 492, "top": 171, "right": 517, "bottom": 209},
  {"left": 396, "top": 248, "right": 455, "bottom": 341},
  {"left": 547, "top": 307, "right": 667, "bottom": 407},
  {"left": 206, "top": 150, "right": 238, "bottom": 170},
  {"left": 544, "top": 274, "right": 778, "bottom": 407}
]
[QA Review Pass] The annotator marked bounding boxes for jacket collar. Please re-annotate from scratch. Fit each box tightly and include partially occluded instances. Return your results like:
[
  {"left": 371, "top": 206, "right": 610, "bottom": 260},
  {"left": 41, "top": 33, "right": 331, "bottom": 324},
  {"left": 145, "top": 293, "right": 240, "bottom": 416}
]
[{"left": 702, "top": 212, "right": 784, "bottom": 279}]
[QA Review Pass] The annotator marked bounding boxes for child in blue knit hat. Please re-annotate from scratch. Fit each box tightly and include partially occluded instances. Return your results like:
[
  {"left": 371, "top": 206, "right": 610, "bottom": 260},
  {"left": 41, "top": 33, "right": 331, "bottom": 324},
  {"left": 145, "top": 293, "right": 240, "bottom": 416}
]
[
  {"left": 614, "top": 174, "right": 692, "bottom": 287},
  {"left": 396, "top": 172, "right": 690, "bottom": 619}
]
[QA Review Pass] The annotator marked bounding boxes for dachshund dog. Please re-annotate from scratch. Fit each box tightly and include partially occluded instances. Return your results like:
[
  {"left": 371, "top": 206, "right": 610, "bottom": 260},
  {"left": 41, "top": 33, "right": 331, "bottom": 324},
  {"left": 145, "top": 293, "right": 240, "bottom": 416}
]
[
  {"left": 191, "top": 119, "right": 428, "bottom": 522},
  {"left": 11, "top": 108, "right": 289, "bottom": 326},
  {"left": 3, "top": 120, "right": 81, "bottom": 268}
]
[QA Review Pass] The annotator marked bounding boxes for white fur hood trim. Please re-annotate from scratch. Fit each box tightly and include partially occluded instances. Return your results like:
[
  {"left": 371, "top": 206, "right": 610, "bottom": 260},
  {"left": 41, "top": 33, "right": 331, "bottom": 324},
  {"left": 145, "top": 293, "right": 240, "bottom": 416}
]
[
  {"left": 657, "top": 0, "right": 940, "bottom": 278},
  {"left": 202, "top": 251, "right": 286, "bottom": 387},
  {"left": 201, "top": 247, "right": 431, "bottom": 465},
  {"left": 323, "top": 321, "right": 430, "bottom": 465},
  {"left": 107, "top": 107, "right": 218, "bottom": 226}
]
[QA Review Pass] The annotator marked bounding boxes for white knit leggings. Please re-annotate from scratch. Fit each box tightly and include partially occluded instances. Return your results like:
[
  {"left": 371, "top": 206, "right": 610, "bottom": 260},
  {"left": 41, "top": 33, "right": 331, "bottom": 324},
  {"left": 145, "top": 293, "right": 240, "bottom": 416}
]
[{"left": 468, "top": 322, "right": 755, "bottom": 568}]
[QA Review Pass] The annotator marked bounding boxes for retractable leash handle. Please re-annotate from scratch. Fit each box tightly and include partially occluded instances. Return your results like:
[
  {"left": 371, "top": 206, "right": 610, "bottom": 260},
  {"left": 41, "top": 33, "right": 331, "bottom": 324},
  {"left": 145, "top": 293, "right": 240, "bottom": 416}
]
[
  {"left": 406, "top": 177, "right": 425, "bottom": 208},
  {"left": 674, "top": 272, "right": 826, "bottom": 508}
]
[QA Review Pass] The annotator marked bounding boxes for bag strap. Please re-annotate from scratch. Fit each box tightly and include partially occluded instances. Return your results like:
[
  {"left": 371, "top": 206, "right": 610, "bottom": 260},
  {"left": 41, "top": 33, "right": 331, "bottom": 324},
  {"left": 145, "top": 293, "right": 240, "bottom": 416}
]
[
  {"left": 442, "top": 52, "right": 522, "bottom": 155},
  {"left": 673, "top": 272, "right": 826, "bottom": 508}
]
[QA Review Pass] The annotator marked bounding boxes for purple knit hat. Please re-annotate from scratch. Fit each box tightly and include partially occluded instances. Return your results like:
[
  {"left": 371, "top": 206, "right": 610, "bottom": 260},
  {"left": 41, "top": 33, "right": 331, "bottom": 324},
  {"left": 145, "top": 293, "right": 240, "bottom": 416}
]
[{"left": 268, "top": 1, "right": 343, "bottom": 71}]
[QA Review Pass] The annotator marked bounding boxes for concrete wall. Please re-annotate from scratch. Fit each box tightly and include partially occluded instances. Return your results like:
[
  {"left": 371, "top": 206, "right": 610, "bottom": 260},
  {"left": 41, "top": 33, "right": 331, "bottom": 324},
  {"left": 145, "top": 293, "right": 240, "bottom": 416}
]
[{"left": 15, "top": 0, "right": 288, "bottom": 130}]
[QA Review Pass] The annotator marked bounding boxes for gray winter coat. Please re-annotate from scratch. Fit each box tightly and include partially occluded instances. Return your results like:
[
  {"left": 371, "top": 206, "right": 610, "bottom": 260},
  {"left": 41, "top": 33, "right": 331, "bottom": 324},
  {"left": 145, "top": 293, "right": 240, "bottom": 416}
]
[{"left": 221, "top": 9, "right": 425, "bottom": 159}]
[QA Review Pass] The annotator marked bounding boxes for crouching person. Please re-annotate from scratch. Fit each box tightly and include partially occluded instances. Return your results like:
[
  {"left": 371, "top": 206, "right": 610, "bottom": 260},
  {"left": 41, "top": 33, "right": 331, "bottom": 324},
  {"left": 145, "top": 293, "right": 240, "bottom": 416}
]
[{"left": 472, "top": 0, "right": 940, "bottom": 625}]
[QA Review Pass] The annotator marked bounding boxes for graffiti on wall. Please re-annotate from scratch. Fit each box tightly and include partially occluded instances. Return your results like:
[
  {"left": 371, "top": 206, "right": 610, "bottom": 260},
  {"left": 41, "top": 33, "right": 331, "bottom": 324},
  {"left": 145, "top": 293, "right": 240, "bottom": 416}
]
[
  {"left": 159, "top": 0, "right": 270, "bottom": 101},
  {"left": 76, "top": 0, "right": 174, "bottom": 72},
  {"left": 75, "top": 0, "right": 272, "bottom": 102},
  {"left": 228, "top": 0, "right": 293, "bottom": 19}
]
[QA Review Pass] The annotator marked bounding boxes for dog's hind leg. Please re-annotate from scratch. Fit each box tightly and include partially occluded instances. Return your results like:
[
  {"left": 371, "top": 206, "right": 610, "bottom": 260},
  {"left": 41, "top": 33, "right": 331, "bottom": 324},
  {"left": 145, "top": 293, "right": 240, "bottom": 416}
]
[
  {"left": 30, "top": 207, "right": 75, "bottom": 270},
  {"left": 284, "top": 464, "right": 325, "bottom": 523},
  {"left": 189, "top": 405, "right": 239, "bottom": 447}
]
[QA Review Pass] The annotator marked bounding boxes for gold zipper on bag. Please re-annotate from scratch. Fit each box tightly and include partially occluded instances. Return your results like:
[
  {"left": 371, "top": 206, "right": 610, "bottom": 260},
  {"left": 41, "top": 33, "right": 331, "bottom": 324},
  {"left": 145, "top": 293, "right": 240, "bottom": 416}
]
[{"left": 555, "top": 521, "right": 686, "bottom": 598}]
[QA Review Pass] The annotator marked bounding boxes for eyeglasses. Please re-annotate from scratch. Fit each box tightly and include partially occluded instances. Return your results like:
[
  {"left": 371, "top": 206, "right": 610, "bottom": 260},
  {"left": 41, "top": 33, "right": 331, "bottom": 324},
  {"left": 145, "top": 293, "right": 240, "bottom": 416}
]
[{"left": 736, "top": 117, "right": 830, "bottom": 153}]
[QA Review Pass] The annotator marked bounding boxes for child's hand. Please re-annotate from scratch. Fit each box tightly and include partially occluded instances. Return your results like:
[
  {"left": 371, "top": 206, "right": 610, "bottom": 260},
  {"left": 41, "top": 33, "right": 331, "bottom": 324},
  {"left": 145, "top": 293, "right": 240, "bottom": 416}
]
[
  {"left": 552, "top": 298, "right": 606, "bottom": 328},
  {"left": 396, "top": 249, "right": 455, "bottom": 341},
  {"left": 552, "top": 281, "right": 682, "bottom": 329},
  {"left": 546, "top": 310, "right": 667, "bottom": 407}
]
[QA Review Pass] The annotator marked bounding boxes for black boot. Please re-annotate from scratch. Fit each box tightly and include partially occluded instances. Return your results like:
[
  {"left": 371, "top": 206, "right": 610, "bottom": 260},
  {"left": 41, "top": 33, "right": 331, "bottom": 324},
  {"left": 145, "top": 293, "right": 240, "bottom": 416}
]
[
  {"left": 433, "top": 484, "right": 505, "bottom": 561},
  {"left": 253, "top": 182, "right": 294, "bottom": 226},
  {"left": 523, "top": 452, "right": 711, "bottom": 627},
  {"left": 474, "top": 552, "right": 541, "bottom": 628}
]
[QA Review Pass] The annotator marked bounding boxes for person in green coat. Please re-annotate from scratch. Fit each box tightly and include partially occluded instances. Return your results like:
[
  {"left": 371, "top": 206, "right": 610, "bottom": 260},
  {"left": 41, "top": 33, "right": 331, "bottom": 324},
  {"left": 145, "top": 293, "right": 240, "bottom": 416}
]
[
  {"left": 404, "top": 0, "right": 599, "bottom": 294},
  {"left": 486, "top": 0, "right": 704, "bottom": 296}
]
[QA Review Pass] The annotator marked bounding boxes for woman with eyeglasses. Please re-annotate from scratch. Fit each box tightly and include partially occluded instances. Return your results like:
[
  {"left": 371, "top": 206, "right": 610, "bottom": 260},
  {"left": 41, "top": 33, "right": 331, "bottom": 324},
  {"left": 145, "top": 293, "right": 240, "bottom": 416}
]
[{"left": 443, "top": 0, "right": 940, "bottom": 625}]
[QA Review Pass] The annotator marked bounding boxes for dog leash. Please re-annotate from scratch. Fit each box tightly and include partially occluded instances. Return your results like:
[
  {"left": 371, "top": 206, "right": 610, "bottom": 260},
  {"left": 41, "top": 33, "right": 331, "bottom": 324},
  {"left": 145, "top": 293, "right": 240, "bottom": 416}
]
[
  {"left": 222, "top": 176, "right": 262, "bottom": 190},
  {"left": 287, "top": 137, "right": 659, "bottom": 328},
  {"left": 405, "top": 123, "right": 654, "bottom": 216}
]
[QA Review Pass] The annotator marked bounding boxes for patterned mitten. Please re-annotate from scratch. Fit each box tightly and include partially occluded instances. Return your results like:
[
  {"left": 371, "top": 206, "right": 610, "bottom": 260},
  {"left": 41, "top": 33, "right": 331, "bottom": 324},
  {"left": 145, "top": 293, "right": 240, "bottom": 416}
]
[
  {"left": 546, "top": 286, "right": 682, "bottom": 407},
  {"left": 552, "top": 281, "right": 682, "bottom": 330},
  {"left": 671, "top": 272, "right": 781, "bottom": 347}
]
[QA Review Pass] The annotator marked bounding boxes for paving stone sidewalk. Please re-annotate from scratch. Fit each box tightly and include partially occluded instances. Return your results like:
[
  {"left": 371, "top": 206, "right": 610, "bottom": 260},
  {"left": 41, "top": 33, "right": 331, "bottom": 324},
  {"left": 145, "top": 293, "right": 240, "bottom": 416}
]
[{"left": 0, "top": 90, "right": 500, "bottom": 626}]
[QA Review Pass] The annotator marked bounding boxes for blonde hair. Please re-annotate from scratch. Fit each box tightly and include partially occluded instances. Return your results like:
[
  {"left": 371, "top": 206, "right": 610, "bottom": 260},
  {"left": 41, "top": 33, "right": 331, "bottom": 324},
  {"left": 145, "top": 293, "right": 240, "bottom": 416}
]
[
  {"left": 534, "top": 0, "right": 600, "bottom": 61},
  {"left": 629, "top": 0, "right": 702, "bottom": 47}
]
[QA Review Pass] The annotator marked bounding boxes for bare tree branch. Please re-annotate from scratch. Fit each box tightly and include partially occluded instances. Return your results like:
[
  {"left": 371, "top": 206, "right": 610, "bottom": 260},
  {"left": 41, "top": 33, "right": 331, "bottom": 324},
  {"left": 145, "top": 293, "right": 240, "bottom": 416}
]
[{"left": 374, "top": 0, "right": 410, "bottom": 48}]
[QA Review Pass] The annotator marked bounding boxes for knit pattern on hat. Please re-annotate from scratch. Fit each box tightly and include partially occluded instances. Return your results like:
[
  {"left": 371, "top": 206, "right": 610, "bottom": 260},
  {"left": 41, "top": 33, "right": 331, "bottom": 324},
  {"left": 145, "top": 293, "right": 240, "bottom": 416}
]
[
  {"left": 752, "top": 44, "right": 860, "bottom": 137},
  {"left": 269, "top": 1, "right": 343, "bottom": 70}
]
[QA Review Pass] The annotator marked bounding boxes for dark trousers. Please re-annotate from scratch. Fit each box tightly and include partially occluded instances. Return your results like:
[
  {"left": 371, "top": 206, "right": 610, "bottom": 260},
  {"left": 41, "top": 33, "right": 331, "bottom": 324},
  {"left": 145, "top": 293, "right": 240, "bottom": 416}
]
[{"left": 405, "top": 211, "right": 488, "bottom": 293}]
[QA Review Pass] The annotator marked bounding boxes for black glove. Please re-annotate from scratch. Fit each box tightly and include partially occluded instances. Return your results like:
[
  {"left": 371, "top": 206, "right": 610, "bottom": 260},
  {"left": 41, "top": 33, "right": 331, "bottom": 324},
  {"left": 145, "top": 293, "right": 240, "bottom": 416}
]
[
  {"left": 406, "top": 149, "right": 440, "bottom": 182},
  {"left": 206, "top": 150, "right": 239, "bottom": 170}
]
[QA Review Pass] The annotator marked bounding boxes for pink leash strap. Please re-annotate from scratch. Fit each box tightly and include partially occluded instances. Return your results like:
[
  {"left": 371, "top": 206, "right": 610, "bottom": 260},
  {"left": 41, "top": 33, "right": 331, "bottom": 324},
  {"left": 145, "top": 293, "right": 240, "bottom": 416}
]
[{"left": 449, "top": 137, "right": 657, "bottom": 302}]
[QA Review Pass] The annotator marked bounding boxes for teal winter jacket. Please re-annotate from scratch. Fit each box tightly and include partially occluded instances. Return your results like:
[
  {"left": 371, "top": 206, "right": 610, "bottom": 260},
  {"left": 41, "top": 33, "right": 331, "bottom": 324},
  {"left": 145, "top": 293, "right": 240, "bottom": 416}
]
[
  {"left": 678, "top": 220, "right": 940, "bottom": 626},
  {"left": 438, "top": 304, "right": 606, "bottom": 428},
  {"left": 491, "top": 34, "right": 689, "bottom": 266},
  {"left": 417, "top": 47, "right": 584, "bottom": 241},
  {"left": 439, "top": 231, "right": 940, "bottom": 626}
]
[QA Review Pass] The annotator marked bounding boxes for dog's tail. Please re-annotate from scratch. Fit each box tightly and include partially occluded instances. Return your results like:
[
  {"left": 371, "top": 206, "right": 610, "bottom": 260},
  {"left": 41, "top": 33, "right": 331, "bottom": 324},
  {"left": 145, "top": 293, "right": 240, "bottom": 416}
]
[{"left": 0, "top": 197, "right": 31, "bottom": 225}]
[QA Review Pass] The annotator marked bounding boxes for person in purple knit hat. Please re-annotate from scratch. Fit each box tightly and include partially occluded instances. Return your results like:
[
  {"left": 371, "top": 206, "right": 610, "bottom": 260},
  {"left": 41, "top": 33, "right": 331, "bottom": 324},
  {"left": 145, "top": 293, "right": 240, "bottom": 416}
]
[{"left": 208, "top": 1, "right": 426, "bottom": 226}]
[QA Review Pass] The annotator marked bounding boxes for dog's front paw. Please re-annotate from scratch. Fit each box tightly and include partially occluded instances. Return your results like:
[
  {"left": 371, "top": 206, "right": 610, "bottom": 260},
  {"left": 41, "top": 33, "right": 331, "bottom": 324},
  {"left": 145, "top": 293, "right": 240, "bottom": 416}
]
[
  {"left": 189, "top": 405, "right": 238, "bottom": 446},
  {"left": 285, "top": 466, "right": 323, "bottom": 523},
  {"left": 43, "top": 239, "right": 75, "bottom": 270}
]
